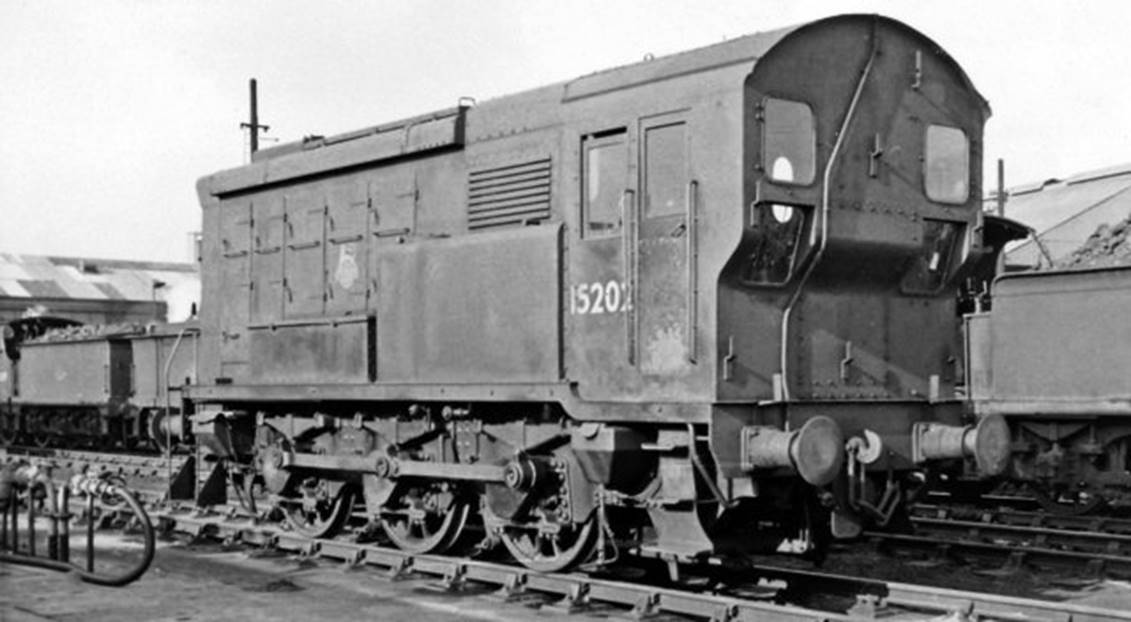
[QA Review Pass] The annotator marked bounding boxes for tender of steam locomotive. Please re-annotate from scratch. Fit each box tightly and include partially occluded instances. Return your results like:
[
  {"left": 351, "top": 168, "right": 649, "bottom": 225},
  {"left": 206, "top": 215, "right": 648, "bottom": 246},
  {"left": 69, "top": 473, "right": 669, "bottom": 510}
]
[
  {"left": 966, "top": 265, "right": 1131, "bottom": 513},
  {"left": 188, "top": 14, "right": 1008, "bottom": 570},
  {"left": 0, "top": 319, "right": 198, "bottom": 450}
]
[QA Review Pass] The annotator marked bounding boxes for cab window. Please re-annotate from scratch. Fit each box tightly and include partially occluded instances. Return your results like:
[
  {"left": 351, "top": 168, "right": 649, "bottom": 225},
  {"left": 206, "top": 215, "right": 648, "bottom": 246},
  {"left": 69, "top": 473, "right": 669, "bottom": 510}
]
[
  {"left": 924, "top": 125, "right": 969, "bottom": 204},
  {"left": 743, "top": 202, "right": 805, "bottom": 284},
  {"left": 901, "top": 219, "right": 961, "bottom": 293},
  {"left": 582, "top": 131, "right": 627, "bottom": 237},
  {"left": 763, "top": 98, "right": 815, "bottom": 185},
  {"left": 643, "top": 123, "right": 687, "bottom": 218}
]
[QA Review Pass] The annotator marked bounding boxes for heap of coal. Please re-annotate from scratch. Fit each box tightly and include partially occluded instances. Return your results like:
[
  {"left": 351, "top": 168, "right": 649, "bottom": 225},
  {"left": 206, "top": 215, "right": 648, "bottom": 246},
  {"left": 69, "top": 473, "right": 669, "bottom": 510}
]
[
  {"left": 33, "top": 323, "right": 147, "bottom": 342},
  {"left": 1057, "top": 210, "right": 1131, "bottom": 269}
]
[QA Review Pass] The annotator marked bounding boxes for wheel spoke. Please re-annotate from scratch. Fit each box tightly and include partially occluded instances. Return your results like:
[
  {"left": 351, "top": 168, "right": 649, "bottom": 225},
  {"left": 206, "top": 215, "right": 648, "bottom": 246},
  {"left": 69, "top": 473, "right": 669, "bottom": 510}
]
[
  {"left": 281, "top": 483, "right": 354, "bottom": 539},
  {"left": 381, "top": 486, "right": 471, "bottom": 555},
  {"left": 498, "top": 518, "right": 597, "bottom": 573}
]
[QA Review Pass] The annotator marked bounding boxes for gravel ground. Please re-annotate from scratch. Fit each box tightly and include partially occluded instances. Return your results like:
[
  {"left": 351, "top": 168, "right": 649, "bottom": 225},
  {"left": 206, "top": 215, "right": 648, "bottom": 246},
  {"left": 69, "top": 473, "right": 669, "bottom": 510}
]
[
  {"left": 814, "top": 543, "right": 1131, "bottom": 611},
  {"left": 3, "top": 535, "right": 1129, "bottom": 620},
  {"left": 0, "top": 536, "right": 600, "bottom": 622}
]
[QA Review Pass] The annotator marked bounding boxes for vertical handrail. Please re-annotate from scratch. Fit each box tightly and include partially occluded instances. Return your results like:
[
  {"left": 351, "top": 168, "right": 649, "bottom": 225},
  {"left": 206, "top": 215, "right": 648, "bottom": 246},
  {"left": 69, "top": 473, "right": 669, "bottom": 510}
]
[
  {"left": 779, "top": 25, "right": 879, "bottom": 401},
  {"left": 686, "top": 180, "right": 699, "bottom": 364},
  {"left": 162, "top": 327, "right": 190, "bottom": 498},
  {"left": 621, "top": 189, "right": 638, "bottom": 365}
]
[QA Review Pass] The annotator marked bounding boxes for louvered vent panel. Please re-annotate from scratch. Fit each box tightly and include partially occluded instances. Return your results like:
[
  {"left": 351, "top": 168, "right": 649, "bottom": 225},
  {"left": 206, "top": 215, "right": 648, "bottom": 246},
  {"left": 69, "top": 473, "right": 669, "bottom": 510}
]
[{"left": 468, "top": 158, "right": 551, "bottom": 230}]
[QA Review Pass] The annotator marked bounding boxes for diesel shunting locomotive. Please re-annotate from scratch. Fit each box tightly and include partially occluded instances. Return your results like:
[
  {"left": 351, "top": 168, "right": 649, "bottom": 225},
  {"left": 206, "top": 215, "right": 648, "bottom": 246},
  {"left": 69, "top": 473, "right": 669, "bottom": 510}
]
[{"left": 181, "top": 13, "right": 1009, "bottom": 571}]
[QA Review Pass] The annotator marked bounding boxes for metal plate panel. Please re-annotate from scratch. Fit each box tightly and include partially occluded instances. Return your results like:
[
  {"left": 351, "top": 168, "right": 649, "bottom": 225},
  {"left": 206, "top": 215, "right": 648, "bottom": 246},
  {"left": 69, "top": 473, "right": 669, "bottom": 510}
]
[
  {"left": 18, "top": 339, "right": 129, "bottom": 404},
  {"left": 374, "top": 224, "right": 561, "bottom": 383},
  {"left": 964, "top": 312, "right": 991, "bottom": 401},
  {"left": 283, "top": 188, "right": 326, "bottom": 318},
  {"left": 218, "top": 201, "right": 251, "bottom": 367},
  {"left": 637, "top": 117, "right": 691, "bottom": 377},
  {"left": 130, "top": 331, "right": 198, "bottom": 408},
  {"left": 325, "top": 180, "right": 371, "bottom": 315},
  {"left": 250, "top": 197, "right": 285, "bottom": 324},
  {"left": 990, "top": 267, "right": 1131, "bottom": 411},
  {"left": 372, "top": 171, "right": 416, "bottom": 237},
  {"left": 248, "top": 318, "right": 368, "bottom": 384}
]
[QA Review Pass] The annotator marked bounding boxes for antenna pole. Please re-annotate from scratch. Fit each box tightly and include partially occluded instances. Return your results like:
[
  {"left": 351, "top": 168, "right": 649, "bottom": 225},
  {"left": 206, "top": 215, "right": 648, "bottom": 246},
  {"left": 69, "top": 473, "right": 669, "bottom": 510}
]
[{"left": 239, "top": 78, "right": 270, "bottom": 155}]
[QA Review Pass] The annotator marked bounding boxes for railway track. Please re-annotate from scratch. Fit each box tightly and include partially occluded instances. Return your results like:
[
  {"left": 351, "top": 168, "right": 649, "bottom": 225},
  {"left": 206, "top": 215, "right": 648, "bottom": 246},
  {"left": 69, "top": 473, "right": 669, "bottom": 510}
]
[
  {"left": 913, "top": 502, "right": 1131, "bottom": 535},
  {"left": 94, "top": 503, "right": 1127, "bottom": 622},
  {"left": 6, "top": 448, "right": 1131, "bottom": 619},
  {"left": 862, "top": 503, "right": 1131, "bottom": 579}
]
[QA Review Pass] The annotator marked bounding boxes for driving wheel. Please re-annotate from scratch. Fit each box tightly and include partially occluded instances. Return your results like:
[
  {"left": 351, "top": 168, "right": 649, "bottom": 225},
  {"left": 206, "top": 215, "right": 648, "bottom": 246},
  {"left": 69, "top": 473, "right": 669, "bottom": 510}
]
[
  {"left": 279, "top": 478, "right": 355, "bottom": 539},
  {"left": 380, "top": 483, "right": 472, "bottom": 554}
]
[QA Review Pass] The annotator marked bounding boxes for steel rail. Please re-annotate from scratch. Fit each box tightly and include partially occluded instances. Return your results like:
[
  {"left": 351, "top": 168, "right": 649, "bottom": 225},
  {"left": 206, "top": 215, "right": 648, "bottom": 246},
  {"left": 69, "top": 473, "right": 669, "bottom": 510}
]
[
  {"left": 913, "top": 515, "right": 1131, "bottom": 554},
  {"left": 730, "top": 562, "right": 1131, "bottom": 622},
  {"left": 148, "top": 507, "right": 1131, "bottom": 622},
  {"left": 901, "top": 504, "right": 1131, "bottom": 576},
  {"left": 913, "top": 502, "right": 1131, "bottom": 535},
  {"left": 865, "top": 527, "right": 1131, "bottom": 578}
]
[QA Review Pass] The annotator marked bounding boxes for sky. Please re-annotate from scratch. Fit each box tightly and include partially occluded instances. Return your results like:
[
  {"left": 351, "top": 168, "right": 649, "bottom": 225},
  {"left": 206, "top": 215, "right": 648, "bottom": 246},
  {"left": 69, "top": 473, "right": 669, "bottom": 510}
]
[{"left": 1, "top": 1, "right": 1128, "bottom": 263}]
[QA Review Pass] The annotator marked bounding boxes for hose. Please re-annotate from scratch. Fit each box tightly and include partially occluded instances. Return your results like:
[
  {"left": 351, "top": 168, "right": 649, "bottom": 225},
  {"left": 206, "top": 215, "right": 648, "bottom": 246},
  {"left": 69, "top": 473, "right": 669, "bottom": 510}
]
[{"left": 0, "top": 472, "right": 155, "bottom": 587}]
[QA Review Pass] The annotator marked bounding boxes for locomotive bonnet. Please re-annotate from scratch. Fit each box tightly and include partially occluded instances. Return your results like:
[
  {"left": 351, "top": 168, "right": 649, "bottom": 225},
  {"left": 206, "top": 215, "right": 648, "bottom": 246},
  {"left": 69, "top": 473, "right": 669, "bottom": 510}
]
[{"left": 186, "top": 14, "right": 1010, "bottom": 569}]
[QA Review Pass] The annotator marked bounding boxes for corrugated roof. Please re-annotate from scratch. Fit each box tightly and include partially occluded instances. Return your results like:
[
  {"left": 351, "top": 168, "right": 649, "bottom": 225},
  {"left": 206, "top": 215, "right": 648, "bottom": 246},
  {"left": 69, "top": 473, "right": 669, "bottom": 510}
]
[
  {"left": 987, "top": 163, "right": 1131, "bottom": 266},
  {"left": 0, "top": 253, "right": 197, "bottom": 304}
]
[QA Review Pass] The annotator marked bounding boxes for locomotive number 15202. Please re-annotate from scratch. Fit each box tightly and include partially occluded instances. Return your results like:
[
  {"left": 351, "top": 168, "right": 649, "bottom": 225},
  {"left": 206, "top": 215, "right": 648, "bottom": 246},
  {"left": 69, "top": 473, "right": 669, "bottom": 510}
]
[{"left": 569, "top": 280, "right": 632, "bottom": 315}]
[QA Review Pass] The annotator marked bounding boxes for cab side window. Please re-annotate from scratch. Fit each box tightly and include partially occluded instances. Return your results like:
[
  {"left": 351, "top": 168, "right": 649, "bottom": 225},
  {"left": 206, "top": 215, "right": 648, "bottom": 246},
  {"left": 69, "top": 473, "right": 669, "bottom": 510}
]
[
  {"left": 924, "top": 125, "right": 969, "bottom": 204},
  {"left": 582, "top": 131, "right": 627, "bottom": 237},
  {"left": 643, "top": 123, "right": 687, "bottom": 218},
  {"left": 763, "top": 98, "right": 816, "bottom": 185},
  {"left": 744, "top": 203, "right": 805, "bottom": 284}
]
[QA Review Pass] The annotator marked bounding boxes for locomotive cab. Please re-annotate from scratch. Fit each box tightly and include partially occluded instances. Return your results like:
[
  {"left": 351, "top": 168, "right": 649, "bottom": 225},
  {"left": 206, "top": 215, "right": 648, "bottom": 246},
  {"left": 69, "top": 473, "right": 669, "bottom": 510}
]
[{"left": 712, "top": 15, "right": 1011, "bottom": 535}]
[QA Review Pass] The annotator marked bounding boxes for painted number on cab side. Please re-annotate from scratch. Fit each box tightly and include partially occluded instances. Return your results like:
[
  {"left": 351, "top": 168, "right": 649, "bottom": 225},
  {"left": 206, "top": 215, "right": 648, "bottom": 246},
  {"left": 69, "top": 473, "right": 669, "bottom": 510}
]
[{"left": 569, "top": 281, "right": 632, "bottom": 315}]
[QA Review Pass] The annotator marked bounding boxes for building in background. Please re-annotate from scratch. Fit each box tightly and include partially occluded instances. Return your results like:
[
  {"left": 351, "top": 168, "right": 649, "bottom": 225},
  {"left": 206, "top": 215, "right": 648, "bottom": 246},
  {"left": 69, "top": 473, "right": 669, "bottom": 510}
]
[
  {"left": 0, "top": 253, "right": 199, "bottom": 325},
  {"left": 991, "top": 163, "right": 1131, "bottom": 268}
]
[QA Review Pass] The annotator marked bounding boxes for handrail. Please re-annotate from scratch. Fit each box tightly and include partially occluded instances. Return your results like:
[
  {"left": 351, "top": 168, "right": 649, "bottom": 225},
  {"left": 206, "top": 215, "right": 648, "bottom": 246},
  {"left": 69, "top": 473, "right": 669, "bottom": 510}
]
[
  {"left": 621, "top": 189, "right": 638, "bottom": 365},
  {"left": 162, "top": 327, "right": 190, "bottom": 497},
  {"left": 685, "top": 180, "right": 699, "bottom": 364},
  {"left": 778, "top": 24, "right": 879, "bottom": 402}
]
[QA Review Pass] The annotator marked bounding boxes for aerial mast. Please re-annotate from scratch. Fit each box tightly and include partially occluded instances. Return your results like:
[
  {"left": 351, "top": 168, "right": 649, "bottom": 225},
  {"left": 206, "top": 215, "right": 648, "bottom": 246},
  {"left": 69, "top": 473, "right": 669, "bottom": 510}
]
[{"left": 240, "top": 78, "right": 270, "bottom": 156}]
